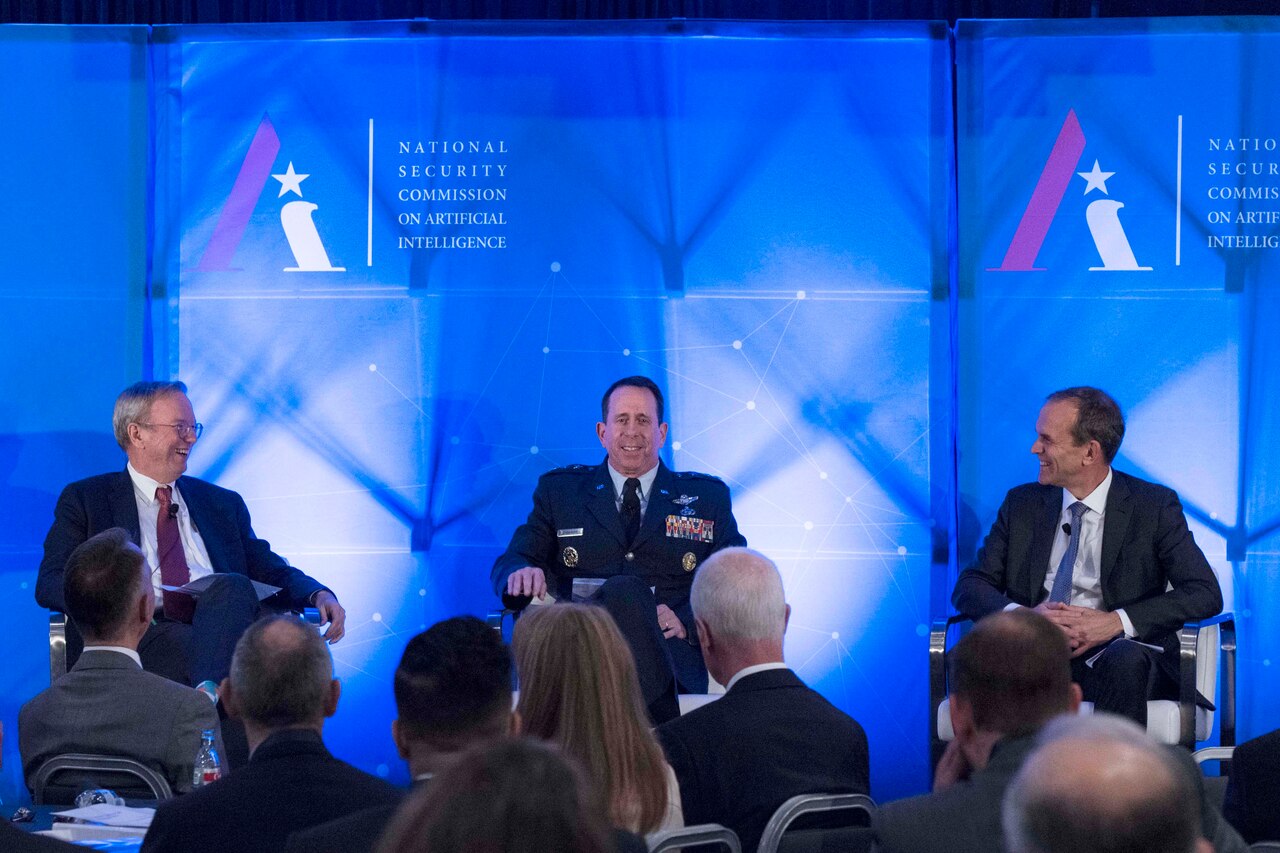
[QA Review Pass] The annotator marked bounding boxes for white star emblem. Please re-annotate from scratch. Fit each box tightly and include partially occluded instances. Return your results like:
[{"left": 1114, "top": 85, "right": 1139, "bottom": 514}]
[
  {"left": 272, "top": 162, "right": 309, "bottom": 198},
  {"left": 1077, "top": 160, "right": 1115, "bottom": 196}
]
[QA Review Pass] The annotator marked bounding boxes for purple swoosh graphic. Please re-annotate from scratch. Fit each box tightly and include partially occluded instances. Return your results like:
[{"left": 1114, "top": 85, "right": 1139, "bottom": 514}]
[
  {"left": 994, "top": 110, "right": 1085, "bottom": 272},
  {"left": 197, "top": 115, "right": 281, "bottom": 271}
]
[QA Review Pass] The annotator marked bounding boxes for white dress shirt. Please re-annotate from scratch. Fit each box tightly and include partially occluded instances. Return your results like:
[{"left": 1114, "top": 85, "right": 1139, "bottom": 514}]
[
  {"left": 725, "top": 661, "right": 789, "bottom": 691},
  {"left": 81, "top": 645, "right": 143, "bottom": 667},
  {"left": 607, "top": 462, "right": 659, "bottom": 518},
  {"left": 128, "top": 462, "right": 215, "bottom": 598},
  {"left": 1040, "top": 468, "right": 1135, "bottom": 637}
]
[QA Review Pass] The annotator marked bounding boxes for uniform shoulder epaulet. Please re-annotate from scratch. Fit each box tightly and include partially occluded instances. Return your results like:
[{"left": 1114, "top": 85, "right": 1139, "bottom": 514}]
[
  {"left": 541, "top": 464, "right": 593, "bottom": 477},
  {"left": 673, "top": 469, "right": 726, "bottom": 484}
]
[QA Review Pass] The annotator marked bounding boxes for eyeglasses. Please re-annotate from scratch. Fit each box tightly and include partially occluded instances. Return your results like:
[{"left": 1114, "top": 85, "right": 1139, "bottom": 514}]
[{"left": 139, "top": 422, "right": 204, "bottom": 440}]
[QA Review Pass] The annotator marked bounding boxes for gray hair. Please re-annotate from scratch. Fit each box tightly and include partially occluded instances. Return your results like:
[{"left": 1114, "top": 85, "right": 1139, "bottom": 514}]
[
  {"left": 112, "top": 381, "right": 189, "bottom": 450},
  {"left": 229, "top": 614, "right": 333, "bottom": 728},
  {"left": 690, "top": 547, "right": 786, "bottom": 641},
  {"left": 1003, "top": 713, "right": 1201, "bottom": 853}
]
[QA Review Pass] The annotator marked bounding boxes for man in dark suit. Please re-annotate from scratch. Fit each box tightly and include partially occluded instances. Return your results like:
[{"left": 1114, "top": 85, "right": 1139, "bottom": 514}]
[
  {"left": 493, "top": 376, "right": 747, "bottom": 720},
  {"left": 36, "top": 380, "right": 345, "bottom": 695},
  {"left": 1222, "top": 728, "right": 1280, "bottom": 843},
  {"left": 141, "top": 614, "right": 401, "bottom": 853},
  {"left": 20, "top": 529, "right": 222, "bottom": 796},
  {"left": 284, "top": 615, "right": 516, "bottom": 853},
  {"left": 952, "top": 387, "right": 1222, "bottom": 727},
  {"left": 874, "top": 610, "right": 1080, "bottom": 853},
  {"left": 656, "top": 547, "right": 868, "bottom": 853}
]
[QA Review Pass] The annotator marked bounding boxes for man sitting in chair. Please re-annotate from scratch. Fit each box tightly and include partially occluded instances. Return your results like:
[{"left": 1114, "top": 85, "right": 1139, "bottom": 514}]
[
  {"left": 952, "top": 387, "right": 1222, "bottom": 729},
  {"left": 19, "top": 528, "right": 223, "bottom": 796}
]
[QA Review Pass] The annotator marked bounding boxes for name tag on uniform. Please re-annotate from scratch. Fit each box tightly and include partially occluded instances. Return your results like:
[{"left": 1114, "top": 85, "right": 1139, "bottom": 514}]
[
  {"left": 666, "top": 515, "right": 714, "bottom": 543},
  {"left": 557, "top": 528, "right": 584, "bottom": 538}
]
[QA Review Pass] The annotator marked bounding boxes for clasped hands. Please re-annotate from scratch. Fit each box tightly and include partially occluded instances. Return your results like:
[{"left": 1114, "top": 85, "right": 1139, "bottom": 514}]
[
  {"left": 507, "top": 566, "right": 686, "bottom": 639},
  {"left": 1033, "top": 601, "right": 1123, "bottom": 656}
]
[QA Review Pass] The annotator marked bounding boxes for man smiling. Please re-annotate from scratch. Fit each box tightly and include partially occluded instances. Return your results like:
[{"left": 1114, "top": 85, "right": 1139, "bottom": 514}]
[
  {"left": 953, "top": 387, "right": 1222, "bottom": 727},
  {"left": 492, "top": 376, "right": 746, "bottom": 722},
  {"left": 37, "top": 381, "right": 344, "bottom": 700}
]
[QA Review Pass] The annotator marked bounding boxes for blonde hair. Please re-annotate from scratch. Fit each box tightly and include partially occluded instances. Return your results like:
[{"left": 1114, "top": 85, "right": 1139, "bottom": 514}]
[{"left": 513, "top": 605, "right": 669, "bottom": 834}]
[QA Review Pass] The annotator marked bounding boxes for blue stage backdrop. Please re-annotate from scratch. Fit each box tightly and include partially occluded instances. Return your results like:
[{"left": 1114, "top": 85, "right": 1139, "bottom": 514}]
[
  {"left": 147, "top": 20, "right": 953, "bottom": 798},
  {"left": 956, "top": 17, "right": 1280, "bottom": 742},
  {"left": 0, "top": 25, "right": 150, "bottom": 805}
]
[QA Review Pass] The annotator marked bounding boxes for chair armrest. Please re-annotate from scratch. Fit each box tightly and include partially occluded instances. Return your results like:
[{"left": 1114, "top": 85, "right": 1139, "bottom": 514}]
[
  {"left": 647, "top": 823, "right": 742, "bottom": 853},
  {"left": 50, "top": 612, "right": 68, "bottom": 682},
  {"left": 930, "top": 615, "right": 973, "bottom": 764},
  {"left": 1177, "top": 611, "right": 1235, "bottom": 749}
]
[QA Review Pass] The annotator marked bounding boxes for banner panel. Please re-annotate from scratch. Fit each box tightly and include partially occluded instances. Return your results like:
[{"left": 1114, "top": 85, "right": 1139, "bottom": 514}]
[
  {"left": 0, "top": 24, "right": 149, "bottom": 804},
  {"left": 158, "top": 20, "right": 951, "bottom": 796},
  {"left": 957, "top": 17, "right": 1280, "bottom": 739}
]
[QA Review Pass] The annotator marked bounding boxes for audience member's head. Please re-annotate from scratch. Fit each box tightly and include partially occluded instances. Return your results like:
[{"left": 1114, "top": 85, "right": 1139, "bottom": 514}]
[
  {"left": 393, "top": 616, "right": 514, "bottom": 776},
  {"left": 376, "top": 737, "right": 611, "bottom": 853},
  {"left": 224, "top": 615, "right": 338, "bottom": 742},
  {"left": 1003, "top": 714, "right": 1210, "bottom": 853},
  {"left": 513, "top": 604, "right": 669, "bottom": 833},
  {"left": 949, "top": 609, "right": 1080, "bottom": 741},
  {"left": 63, "top": 528, "right": 153, "bottom": 646},
  {"left": 689, "top": 547, "right": 789, "bottom": 685}
]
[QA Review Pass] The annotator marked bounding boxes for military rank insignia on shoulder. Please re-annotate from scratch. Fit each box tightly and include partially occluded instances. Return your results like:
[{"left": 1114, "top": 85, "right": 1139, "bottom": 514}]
[
  {"left": 543, "top": 463, "right": 592, "bottom": 477},
  {"left": 674, "top": 470, "right": 725, "bottom": 483}
]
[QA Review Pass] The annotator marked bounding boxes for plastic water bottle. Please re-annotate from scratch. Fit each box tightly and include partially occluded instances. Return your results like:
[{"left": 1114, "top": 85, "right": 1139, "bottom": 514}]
[{"left": 192, "top": 729, "right": 222, "bottom": 788}]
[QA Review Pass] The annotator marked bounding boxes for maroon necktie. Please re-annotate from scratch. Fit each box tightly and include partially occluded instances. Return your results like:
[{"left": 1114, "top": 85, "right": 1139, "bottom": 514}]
[{"left": 156, "top": 485, "right": 195, "bottom": 622}]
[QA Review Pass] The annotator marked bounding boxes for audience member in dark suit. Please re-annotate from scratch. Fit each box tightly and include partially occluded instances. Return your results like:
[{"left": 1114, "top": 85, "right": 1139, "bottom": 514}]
[
  {"left": 656, "top": 547, "right": 869, "bottom": 852},
  {"left": 140, "top": 614, "right": 400, "bottom": 853},
  {"left": 285, "top": 615, "right": 517, "bottom": 853},
  {"left": 874, "top": 609, "right": 1080, "bottom": 853},
  {"left": 1223, "top": 728, "right": 1280, "bottom": 843},
  {"left": 1003, "top": 714, "right": 1213, "bottom": 853},
  {"left": 36, "top": 381, "right": 345, "bottom": 695},
  {"left": 19, "top": 529, "right": 222, "bottom": 796},
  {"left": 953, "top": 387, "right": 1222, "bottom": 728},
  {"left": 377, "top": 737, "right": 626, "bottom": 853}
]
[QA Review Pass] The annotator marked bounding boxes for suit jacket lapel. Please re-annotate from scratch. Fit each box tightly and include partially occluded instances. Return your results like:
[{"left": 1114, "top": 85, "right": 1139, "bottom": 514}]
[
  {"left": 180, "top": 477, "right": 227, "bottom": 571},
  {"left": 586, "top": 461, "right": 628, "bottom": 547},
  {"left": 109, "top": 469, "right": 143, "bottom": 544},
  {"left": 631, "top": 462, "right": 676, "bottom": 550},
  {"left": 1027, "top": 488, "right": 1061, "bottom": 602},
  {"left": 1100, "top": 471, "right": 1132, "bottom": 591}
]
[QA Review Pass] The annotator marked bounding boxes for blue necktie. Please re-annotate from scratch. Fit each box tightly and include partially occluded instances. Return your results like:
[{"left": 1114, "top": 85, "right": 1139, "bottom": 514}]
[{"left": 1048, "top": 501, "right": 1089, "bottom": 604}]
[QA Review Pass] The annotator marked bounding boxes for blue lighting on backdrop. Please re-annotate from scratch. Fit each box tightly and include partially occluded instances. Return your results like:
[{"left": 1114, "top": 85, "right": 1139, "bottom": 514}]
[{"left": 2, "top": 16, "right": 1277, "bottom": 809}]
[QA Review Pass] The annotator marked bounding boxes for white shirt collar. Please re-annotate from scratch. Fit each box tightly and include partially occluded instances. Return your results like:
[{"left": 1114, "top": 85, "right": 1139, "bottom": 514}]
[
  {"left": 1064, "top": 467, "right": 1112, "bottom": 517},
  {"left": 725, "top": 662, "right": 789, "bottom": 691},
  {"left": 607, "top": 461, "right": 660, "bottom": 503},
  {"left": 81, "top": 645, "right": 143, "bottom": 668},
  {"left": 127, "top": 461, "right": 177, "bottom": 504}
]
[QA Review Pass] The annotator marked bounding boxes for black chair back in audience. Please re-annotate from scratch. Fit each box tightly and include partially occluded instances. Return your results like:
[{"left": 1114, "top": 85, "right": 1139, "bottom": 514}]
[
  {"left": 755, "top": 793, "right": 875, "bottom": 853},
  {"left": 1249, "top": 844, "right": 1280, "bottom": 851},
  {"left": 31, "top": 753, "right": 174, "bottom": 805},
  {"left": 646, "top": 823, "right": 742, "bottom": 853}
]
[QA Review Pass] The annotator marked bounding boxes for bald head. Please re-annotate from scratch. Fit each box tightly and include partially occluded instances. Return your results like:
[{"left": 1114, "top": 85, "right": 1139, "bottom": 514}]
[{"left": 1003, "top": 715, "right": 1204, "bottom": 853}]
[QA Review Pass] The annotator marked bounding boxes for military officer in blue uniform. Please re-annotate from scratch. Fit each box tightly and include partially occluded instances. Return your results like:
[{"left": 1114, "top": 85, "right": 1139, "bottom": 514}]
[{"left": 492, "top": 376, "right": 746, "bottom": 722}]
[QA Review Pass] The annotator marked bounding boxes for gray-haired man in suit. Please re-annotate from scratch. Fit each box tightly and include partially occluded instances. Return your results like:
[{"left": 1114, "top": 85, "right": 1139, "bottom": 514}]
[{"left": 19, "top": 528, "right": 223, "bottom": 795}]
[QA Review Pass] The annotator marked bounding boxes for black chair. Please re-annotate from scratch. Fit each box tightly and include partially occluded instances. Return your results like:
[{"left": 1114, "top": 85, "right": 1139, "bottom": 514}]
[
  {"left": 929, "top": 612, "right": 1236, "bottom": 765},
  {"left": 756, "top": 793, "right": 876, "bottom": 853},
  {"left": 1250, "top": 844, "right": 1280, "bottom": 852},
  {"left": 647, "top": 823, "right": 742, "bottom": 853},
  {"left": 31, "top": 753, "right": 174, "bottom": 805}
]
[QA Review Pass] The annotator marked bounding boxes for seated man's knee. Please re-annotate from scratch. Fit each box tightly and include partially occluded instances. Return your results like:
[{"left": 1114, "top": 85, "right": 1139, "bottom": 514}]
[
  {"left": 1096, "top": 640, "right": 1155, "bottom": 680},
  {"left": 203, "top": 572, "right": 258, "bottom": 603},
  {"left": 595, "top": 575, "right": 652, "bottom": 604}
]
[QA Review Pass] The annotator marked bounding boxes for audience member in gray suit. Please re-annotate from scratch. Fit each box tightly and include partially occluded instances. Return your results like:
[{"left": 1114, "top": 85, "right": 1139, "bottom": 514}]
[
  {"left": 284, "top": 616, "right": 517, "bottom": 853},
  {"left": 873, "top": 610, "right": 1080, "bottom": 853},
  {"left": 656, "top": 547, "right": 869, "bottom": 853},
  {"left": 19, "top": 528, "right": 222, "bottom": 796},
  {"left": 1004, "top": 714, "right": 1212, "bottom": 853}
]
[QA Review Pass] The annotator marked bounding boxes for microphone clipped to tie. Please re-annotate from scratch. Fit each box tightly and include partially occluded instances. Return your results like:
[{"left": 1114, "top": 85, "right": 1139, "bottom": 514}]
[
  {"left": 1062, "top": 523, "right": 1072, "bottom": 536},
  {"left": 168, "top": 502, "right": 179, "bottom": 520}
]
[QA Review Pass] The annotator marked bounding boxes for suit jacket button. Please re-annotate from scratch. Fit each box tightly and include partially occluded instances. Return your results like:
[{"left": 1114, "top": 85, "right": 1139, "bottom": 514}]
[{"left": 625, "top": 552, "right": 635, "bottom": 561}]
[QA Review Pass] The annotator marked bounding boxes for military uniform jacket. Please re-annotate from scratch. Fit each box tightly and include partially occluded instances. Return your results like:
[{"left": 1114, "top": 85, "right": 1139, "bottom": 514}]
[{"left": 491, "top": 458, "right": 746, "bottom": 630}]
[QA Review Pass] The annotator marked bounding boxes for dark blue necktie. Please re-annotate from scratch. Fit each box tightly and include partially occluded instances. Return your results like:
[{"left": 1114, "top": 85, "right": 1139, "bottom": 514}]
[{"left": 1048, "top": 501, "right": 1089, "bottom": 604}]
